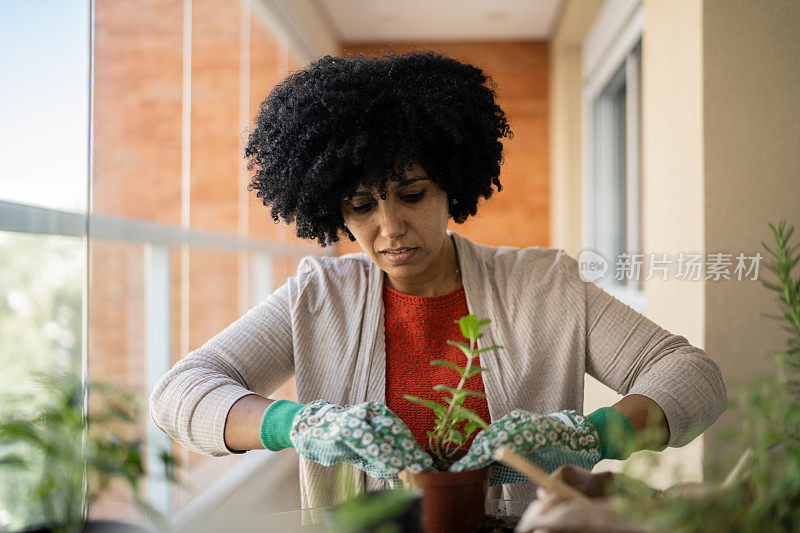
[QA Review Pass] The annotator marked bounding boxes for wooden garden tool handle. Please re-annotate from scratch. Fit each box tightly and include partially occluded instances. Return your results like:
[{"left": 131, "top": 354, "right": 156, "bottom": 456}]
[
  {"left": 722, "top": 447, "right": 754, "bottom": 488},
  {"left": 493, "top": 445, "right": 594, "bottom": 505}
]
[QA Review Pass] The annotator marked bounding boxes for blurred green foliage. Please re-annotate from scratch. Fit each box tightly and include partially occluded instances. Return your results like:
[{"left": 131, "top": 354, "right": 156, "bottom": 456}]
[
  {"left": 0, "top": 234, "right": 83, "bottom": 530},
  {"left": 0, "top": 366, "right": 182, "bottom": 533},
  {"left": 0, "top": 234, "right": 181, "bottom": 532},
  {"left": 609, "top": 220, "right": 800, "bottom": 532},
  {"left": 326, "top": 488, "right": 422, "bottom": 533}
]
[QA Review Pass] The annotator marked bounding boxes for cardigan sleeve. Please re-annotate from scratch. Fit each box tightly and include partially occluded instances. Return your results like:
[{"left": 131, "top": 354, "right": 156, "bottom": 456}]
[
  {"left": 149, "top": 262, "right": 307, "bottom": 457},
  {"left": 560, "top": 252, "right": 728, "bottom": 448}
]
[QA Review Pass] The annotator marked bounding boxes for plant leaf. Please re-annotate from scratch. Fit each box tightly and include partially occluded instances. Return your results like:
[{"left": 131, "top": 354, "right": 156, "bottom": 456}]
[
  {"left": 450, "top": 405, "right": 490, "bottom": 429},
  {"left": 447, "top": 429, "right": 465, "bottom": 444},
  {"left": 784, "top": 225, "right": 795, "bottom": 243},
  {"left": 762, "top": 241, "right": 779, "bottom": 259},
  {"left": 442, "top": 394, "right": 468, "bottom": 407},
  {"left": 463, "top": 366, "right": 486, "bottom": 378},
  {"left": 430, "top": 359, "right": 465, "bottom": 373},
  {"left": 404, "top": 395, "right": 446, "bottom": 416},
  {"left": 434, "top": 385, "right": 486, "bottom": 398},
  {"left": 0, "top": 454, "right": 29, "bottom": 469},
  {"left": 476, "top": 345, "right": 503, "bottom": 354},
  {"left": 0, "top": 420, "right": 51, "bottom": 451},
  {"left": 434, "top": 384, "right": 462, "bottom": 395},
  {"left": 761, "top": 280, "right": 783, "bottom": 292},
  {"left": 445, "top": 340, "right": 473, "bottom": 354},
  {"left": 457, "top": 314, "right": 480, "bottom": 340}
]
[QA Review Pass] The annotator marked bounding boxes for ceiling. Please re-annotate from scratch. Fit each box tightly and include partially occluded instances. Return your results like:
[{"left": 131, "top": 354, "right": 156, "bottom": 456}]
[{"left": 315, "top": 0, "right": 564, "bottom": 43}]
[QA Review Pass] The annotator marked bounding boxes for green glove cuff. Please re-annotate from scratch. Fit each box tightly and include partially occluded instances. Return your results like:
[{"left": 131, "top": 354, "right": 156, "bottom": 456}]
[
  {"left": 260, "top": 399, "right": 306, "bottom": 452},
  {"left": 587, "top": 407, "right": 635, "bottom": 460}
]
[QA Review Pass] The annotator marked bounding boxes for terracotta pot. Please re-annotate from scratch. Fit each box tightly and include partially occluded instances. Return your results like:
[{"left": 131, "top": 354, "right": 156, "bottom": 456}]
[{"left": 401, "top": 466, "right": 491, "bottom": 533}]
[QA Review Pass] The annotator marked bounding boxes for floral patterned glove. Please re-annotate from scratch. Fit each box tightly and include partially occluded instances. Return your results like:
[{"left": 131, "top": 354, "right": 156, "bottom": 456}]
[
  {"left": 289, "top": 399, "right": 436, "bottom": 482},
  {"left": 449, "top": 409, "right": 602, "bottom": 486}
]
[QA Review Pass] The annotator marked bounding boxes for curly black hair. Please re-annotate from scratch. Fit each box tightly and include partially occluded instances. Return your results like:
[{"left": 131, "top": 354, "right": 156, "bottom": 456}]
[{"left": 244, "top": 50, "right": 513, "bottom": 247}]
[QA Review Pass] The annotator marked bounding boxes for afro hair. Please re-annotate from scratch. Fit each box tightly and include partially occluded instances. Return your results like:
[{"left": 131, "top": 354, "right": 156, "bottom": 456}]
[{"left": 244, "top": 50, "right": 513, "bottom": 247}]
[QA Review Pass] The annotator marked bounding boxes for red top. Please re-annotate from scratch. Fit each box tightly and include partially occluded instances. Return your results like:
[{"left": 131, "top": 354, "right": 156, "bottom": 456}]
[{"left": 383, "top": 282, "right": 491, "bottom": 450}]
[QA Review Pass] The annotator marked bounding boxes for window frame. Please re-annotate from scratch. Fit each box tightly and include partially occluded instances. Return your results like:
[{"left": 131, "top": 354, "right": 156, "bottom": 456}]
[{"left": 581, "top": 0, "right": 645, "bottom": 313}]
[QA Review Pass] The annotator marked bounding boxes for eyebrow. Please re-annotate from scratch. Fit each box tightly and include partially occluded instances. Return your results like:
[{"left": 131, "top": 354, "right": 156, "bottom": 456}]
[{"left": 348, "top": 177, "right": 428, "bottom": 199}]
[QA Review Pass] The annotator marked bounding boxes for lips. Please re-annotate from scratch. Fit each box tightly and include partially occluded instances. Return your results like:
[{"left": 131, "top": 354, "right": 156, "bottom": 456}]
[{"left": 381, "top": 247, "right": 417, "bottom": 264}]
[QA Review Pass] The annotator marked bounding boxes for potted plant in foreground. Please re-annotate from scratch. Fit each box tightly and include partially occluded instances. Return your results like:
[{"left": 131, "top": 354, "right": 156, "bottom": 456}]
[
  {"left": 324, "top": 486, "right": 423, "bottom": 533},
  {"left": 0, "top": 367, "right": 181, "bottom": 532},
  {"left": 399, "top": 314, "right": 497, "bottom": 533}
]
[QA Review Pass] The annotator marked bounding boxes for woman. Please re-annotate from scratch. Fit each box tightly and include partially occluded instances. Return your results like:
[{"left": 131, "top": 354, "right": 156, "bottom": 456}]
[{"left": 149, "top": 51, "right": 727, "bottom": 509}]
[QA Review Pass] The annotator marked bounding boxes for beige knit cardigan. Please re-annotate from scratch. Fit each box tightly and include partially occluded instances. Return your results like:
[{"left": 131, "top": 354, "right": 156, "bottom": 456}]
[{"left": 150, "top": 230, "right": 727, "bottom": 508}]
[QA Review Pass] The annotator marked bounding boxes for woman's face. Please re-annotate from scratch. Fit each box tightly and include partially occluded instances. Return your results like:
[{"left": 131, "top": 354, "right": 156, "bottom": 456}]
[{"left": 340, "top": 162, "right": 452, "bottom": 288}]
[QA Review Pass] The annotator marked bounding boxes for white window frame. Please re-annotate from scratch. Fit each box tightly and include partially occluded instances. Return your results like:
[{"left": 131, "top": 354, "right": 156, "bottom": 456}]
[{"left": 581, "top": 0, "right": 645, "bottom": 313}]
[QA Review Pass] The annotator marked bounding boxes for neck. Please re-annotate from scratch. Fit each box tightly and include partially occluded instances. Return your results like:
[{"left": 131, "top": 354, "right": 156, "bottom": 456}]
[{"left": 384, "top": 234, "right": 461, "bottom": 297}]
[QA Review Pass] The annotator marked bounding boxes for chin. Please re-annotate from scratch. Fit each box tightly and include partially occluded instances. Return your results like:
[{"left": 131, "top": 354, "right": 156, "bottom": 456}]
[{"left": 382, "top": 263, "right": 423, "bottom": 277}]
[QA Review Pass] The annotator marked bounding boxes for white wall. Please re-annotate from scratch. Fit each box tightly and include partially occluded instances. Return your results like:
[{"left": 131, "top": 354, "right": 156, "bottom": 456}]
[
  {"left": 549, "top": 0, "right": 603, "bottom": 258},
  {"left": 638, "top": 0, "right": 707, "bottom": 486}
]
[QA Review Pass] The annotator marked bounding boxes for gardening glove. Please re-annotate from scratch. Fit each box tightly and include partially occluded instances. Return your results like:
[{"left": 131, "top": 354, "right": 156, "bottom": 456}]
[
  {"left": 449, "top": 407, "right": 634, "bottom": 486},
  {"left": 260, "top": 399, "right": 436, "bottom": 482}
]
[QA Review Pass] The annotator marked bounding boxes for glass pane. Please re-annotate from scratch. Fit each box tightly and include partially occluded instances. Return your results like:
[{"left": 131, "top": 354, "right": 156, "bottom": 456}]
[
  {"left": 631, "top": 42, "right": 644, "bottom": 292},
  {"left": 87, "top": 240, "right": 150, "bottom": 524},
  {"left": 170, "top": 249, "right": 301, "bottom": 512},
  {"left": 613, "top": 83, "right": 628, "bottom": 271},
  {"left": 0, "top": 1, "right": 90, "bottom": 212},
  {"left": 92, "top": 0, "right": 183, "bottom": 225},
  {"left": 0, "top": 232, "right": 84, "bottom": 531},
  {"left": 592, "top": 63, "right": 628, "bottom": 288},
  {"left": 88, "top": 0, "right": 321, "bottom": 522}
]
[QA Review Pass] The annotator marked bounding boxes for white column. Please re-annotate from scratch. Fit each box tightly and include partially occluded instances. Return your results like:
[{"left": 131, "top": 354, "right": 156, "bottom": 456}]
[{"left": 145, "top": 243, "right": 172, "bottom": 518}]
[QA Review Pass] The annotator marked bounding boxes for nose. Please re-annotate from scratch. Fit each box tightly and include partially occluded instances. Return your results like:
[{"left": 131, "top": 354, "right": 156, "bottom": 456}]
[{"left": 376, "top": 200, "right": 406, "bottom": 240}]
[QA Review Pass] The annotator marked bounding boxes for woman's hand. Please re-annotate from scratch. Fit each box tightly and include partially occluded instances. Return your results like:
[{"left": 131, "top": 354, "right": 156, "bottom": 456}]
[
  {"left": 517, "top": 465, "right": 704, "bottom": 532},
  {"left": 515, "top": 465, "right": 652, "bottom": 533},
  {"left": 290, "top": 400, "right": 436, "bottom": 480},
  {"left": 449, "top": 409, "right": 602, "bottom": 485}
]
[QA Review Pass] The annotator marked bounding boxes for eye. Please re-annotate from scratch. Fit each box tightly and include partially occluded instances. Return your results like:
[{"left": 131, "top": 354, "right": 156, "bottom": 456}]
[
  {"left": 401, "top": 192, "right": 425, "bottom": 203},
  {"left": 347, "top": 191, "right": 424, "bottom": 214},
  {"left": 351, "top": 202, "right": 374, "bottom": 213}
]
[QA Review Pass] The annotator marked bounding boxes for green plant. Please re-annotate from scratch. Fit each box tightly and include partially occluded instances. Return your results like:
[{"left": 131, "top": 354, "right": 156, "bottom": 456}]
[
  {"left": 610, "top": 220, "right": 800, "bottom": 532},
  {"left": 761, "top": 220, "right": 800, "bottom": 399},
  {"left": 404, "top": 314, "right": 498, "bottom": 470},
  {"left": 0, "top": 366, "right": 181, "bottom": 533},
  {"left": 326, "top": 488, "right": 422, "bottom": 533}
]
